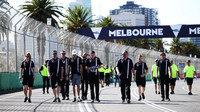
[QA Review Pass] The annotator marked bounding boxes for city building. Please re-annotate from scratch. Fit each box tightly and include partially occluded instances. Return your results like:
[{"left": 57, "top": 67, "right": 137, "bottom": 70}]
[
  {"left": 110, "top": 12, "right": 145, "bottom": 26},
  {"left": 110, "top": 1, "right": 159, "bottom": 26}
]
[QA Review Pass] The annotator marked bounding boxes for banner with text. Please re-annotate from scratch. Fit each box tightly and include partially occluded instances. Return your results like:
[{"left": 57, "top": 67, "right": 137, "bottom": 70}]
[{"left": 78, "top": 24, "right": 200, "bottom": 39}]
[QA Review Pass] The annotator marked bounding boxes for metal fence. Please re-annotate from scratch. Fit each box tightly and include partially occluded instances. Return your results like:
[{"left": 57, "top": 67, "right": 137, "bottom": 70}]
[{"left": 0, "top": 1, "right": 200, "bottom": 74}]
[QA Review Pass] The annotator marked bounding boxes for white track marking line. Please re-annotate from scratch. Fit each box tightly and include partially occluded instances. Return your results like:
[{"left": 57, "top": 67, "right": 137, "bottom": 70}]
[
  {"left": 131, "top": 84, "right": 177, "bottom": 112},
  {"left": 78, "top": 102, "right": 85, "bottom": 112}
]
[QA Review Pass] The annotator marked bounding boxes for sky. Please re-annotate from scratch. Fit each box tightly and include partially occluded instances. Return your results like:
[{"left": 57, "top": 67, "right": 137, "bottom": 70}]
[{"left": 7, "top": 0, "right": 200, "bottom": 49}]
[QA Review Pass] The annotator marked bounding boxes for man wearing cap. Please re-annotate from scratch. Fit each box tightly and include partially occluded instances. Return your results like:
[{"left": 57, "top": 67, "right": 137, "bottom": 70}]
[
  {"left": 151, "top": 59, "right": 160, "bottom": 94},
  {"left": 86, "top": 51, "right": 102, "bottom": 103},
  {"left": 19, "top": 52, "right": 35, "bottom": 103},
  {"left": 60, "top": 50, "right": 70, "bottom": 100},
  {"left": 69, "top": 49, "right": 83, "bottom": 102},
  {"left": 169, "top": 60, "right": 180, "bottom": 94},
  {"left": 184, "top": 60, "right": 196, "bottom": 95},
  {"left": 116, "top": 50, "right": 134, "bottom": 104},
  {"left": 157, "top": 52, "right": 172, "bottom": 101},
  {"left": 48, "top": 50, "right": 64, "bottom": 102},
  {"left": 81, "top": 53, "right": 89, "bottom": 100}
]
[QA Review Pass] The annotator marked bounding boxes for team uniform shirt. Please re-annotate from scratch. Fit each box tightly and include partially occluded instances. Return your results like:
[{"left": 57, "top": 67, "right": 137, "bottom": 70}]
[
  {"left": 157, "top": 58, "right": 171, "bottom": 76},
  {"left": 152, "top": 64, "right": 159, "bottom": 77},
  {"left": 82, "top": 59, "right": 88, "bottom": 76},
  {"left": 69, "top": 56, "right": 82, "bottom": 75},
  {"left": 61, "top": 57, "right": 69, "bottom": 77},
  {"left": 86, "top": 57, "right": 102, "bottom": 74},
  {"left": 184, "top": 65, "right": 195, "bottom": 78},
  {"left": 117, "top": 58, "right": 133, "bottom": 79},
  {"left": 48, "top": 58, "right": 63, "bottom": 77},
  {"left": 169, "top": 64, "right": 179, "bottom": 78},
  {"left": 134, "top": 62, "right": 148, "bottom": 78},
  {"left": 21, "top": 60, "right": 35, "bottom": 76}
]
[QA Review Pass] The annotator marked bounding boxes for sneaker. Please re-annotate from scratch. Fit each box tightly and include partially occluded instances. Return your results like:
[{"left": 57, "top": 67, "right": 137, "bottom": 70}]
[
  {"left": 158, "top": 91, "right": 160, "bottom": 94},
  {"left": 170, "top": 91, "right": 175, "bottom": 94},
  {"left": 66, "top": 97, "right": 70, "bottom": 100},
  {"left": 77, "top": 98, "right": 82, "bottom": 102},
  {"left": 47, "top": 90, "right": 49, "bottom": 94},
  {"left": 166, "top": 98, "right": 170, "bottom": 101},
  {"left": 155, "top": 91, "right": 157, "bottom": 94},
  {"left": 127, "top": 99, "right": 131, "bottom": 104},
  {"left": 53, "top": 98, "right": 57, "bottom": 102},
  {"left": 72, "top": 98, "right": 76, "bottom": 102},
  {"left": 24, "top": 97, "right": 28, "bottom": 102},
  {"left": 138, "top": 96, "right": 142, "bottom": 101},
  {"left": 96, "top": 99, "right": 100, "bottom": 103},
  {"left": 82, "top": 96, "right": 85, "bottom": 100},
  {"left": 101, "top": 85, "right": 104, "bottom": 88},
  {"left": 62, "top": 97, "right": 65, "bottom": 100},
  {"left": 91, "top": 100, "right": 94, "bottom": 103},
  {"left": 188, "top": 92, "right": 193, "bottom": 95},
  {"left": 142, "top": 93, "right": 145, "bottom": 99},
  {"left": 122, "top": 99, "right": 125, "bottom": 103},
  {"left": 161, "top": 98, "right": 165, "bottom": 101},
  {"left": 57, "top": 98, "right": 61, "bottom": 102},
  {"left": 43, "top": 91, "right": 45, "bottom": 94},
  {"left": 28, "top": 99, "right": 31, "bottom": 103}
]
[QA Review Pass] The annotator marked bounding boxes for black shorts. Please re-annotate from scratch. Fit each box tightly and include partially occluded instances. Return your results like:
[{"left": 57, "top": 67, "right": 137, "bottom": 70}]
[
  {"left": 99, "top": 72, "right": 104, "bottom": 80},
  {"left": 136, "top": 77, "right": 146, "bottom": 87},
  {"left": 153, "top": 77, "right": 159, "bottom": 84},
  {"left": 170, "top": 78, "right": 176, "bottom": 86},
  {"left": 51, "top": 76, "right": 61, "bottom": 89},
  {"left": 186, "top": 78, "right": 193, "bottom": 85},
  {"left": 22, "top": 75, "right": 34, "bottom": 87}
]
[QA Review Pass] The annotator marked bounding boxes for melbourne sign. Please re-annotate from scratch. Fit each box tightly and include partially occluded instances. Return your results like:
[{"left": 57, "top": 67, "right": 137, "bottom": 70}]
[{"left": 78, "top": 24, "right": 200, "bottom": 40}]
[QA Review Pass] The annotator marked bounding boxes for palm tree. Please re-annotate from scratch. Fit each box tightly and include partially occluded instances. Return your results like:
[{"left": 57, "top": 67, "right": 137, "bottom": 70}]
[
  {"left": 181, "top": 41, "right": 200, "bottom": 57},
  {"left": 20, "top": 0, "right": 63, "bottom": 27},
  {"left": 0, "top": 1, "right": 12, "bottom": 44},
  {"left": 153, "top": 38, "right": 166, "bottom": 52},
  {"left": 62, "top": 6, "right": 93, "bottom": 33},
  {"left": 94, "top": 16, "right": 118, "bottom": 27},
  {"left": 169, "top": 38, "right": 182, "bottom": 55}
]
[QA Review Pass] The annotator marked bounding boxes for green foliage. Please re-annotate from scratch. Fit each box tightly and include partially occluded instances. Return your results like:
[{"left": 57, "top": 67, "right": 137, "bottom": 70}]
[{"left": 62, "top": 6, "right": 93, "bottom": 33}]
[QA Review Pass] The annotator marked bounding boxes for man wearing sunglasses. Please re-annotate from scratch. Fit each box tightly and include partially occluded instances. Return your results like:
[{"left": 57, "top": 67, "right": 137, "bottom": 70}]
[
  {"left": 116, "top": 50, "right": 134, "bottom": 104},
  {"left": 48, "top": 50, "right": 64, "bottom": 102}
]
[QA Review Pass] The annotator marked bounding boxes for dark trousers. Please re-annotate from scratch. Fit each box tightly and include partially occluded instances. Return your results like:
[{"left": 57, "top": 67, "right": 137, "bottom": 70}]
[
  {"left": 115, "top": 74, "right": 120, "bottom": 87},
  {"left": 81, "top": 76, "right": 89, "bottom": 99},
  {"left": 61, "top": 79, "right": 70, "bottom": 98},
  {"left": 120, "top": 78, "right": 131, "bottom": 100},
  {"left": 105, "top": 73, "right": 110, "bottom": 86},
  {"left": 42, "top": 76, "right": 49, "bottom": 92},
  {"left": 89, "top": 72, "right": 99, "bottom": 100},
  {"left": 160, "top": 75, "right": 170, "bottom": 99}
]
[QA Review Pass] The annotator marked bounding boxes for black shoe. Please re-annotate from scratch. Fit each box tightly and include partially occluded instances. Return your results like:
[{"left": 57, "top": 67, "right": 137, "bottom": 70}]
[
  {"left": 82, "top": 96, "right": 85, "bottom": 100},
  {"left": 96, "top": 99, "right": 100, "bottom": 103},
  {"left": 102, "top": 85, "right": 104, "bottom": 88},
  {"left": 47, "top": 90, "right": 49, "bottom": 94},
  {"left": 91, "top": 100, "right": 94, "bottom": 103},
  {"left": 24, "top": 97, "right": 28, "bottom": 102},
  {"left": 127, "top": 99, "right": 131, "bottom": 104},
  {"left": 161, "top": 98, "right": 165, "bottom": 101},
  {"left": 43, "top": 91, "right": 45, "bottom": 94},
  {"left": 53, "top": 98, "right": 57, "bottom": 102},
  {"left": 85, "top": 97, "right": 87, "bottom": 100},
  {"left": 57, "top": 98, "right": 61, "bottom": 102},
  {"left": 142, "top": 93, "right": 145, "bottom": 99},
  {"left": 72, "top": 98, "right": 76, "bottom": 102},
  {"left": 122, "top": 99, "right": 125, "bottom": 103},
  {"left": 158, "top": 91, "right": 160, "bottom": 94},
  {"left": 78, "top": 98, "right": 82, "bottom": 102},
  {"left": 155, "top": 91, "right": 157, "bottom": 94},
  {"left": 188, "top": 92, "right": 193, "bottom": 95},
  {"left": 28, "top": 99, "right": 31, "bottom": 103},
  {"left": 138, "top": 96, "right": 142, "bottom": 101},
  {"left": 66, "top": 97, "right": 70, "bottom": 100},
  {"left": 62, "top": 97, "right": 65, "bottom": 100},
  {"left": 166, "top": 98, "right": 170, "bottom": 101}
]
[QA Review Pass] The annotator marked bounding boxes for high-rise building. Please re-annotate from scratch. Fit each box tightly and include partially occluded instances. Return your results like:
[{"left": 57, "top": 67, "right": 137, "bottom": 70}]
[
  {"left": 69, "top": 0, "right": 92, "bottom": 21},
  {"left": 110, "top": 1, "right": 159, "bottom": 26},
  {"left": 110, "top": 12, "right": 145, "bottom": 26}
]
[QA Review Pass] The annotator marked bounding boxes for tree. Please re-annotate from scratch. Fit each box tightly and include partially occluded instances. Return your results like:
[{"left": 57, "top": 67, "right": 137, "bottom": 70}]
[
  {"left": 181, "top": 41, "right": 200, "bottom": 57},
  {"left": 94, "top": 16, "right": 118, "bottom": 27},
  {"left": 62, "top": 6, "right": 93, "bottom": 33},
  {"left": 20, "top": 0, "right": 63, "bottom": 27},
  {"left": 153, "top": 38, "right": 166, "bottom": 52},
  {"left": 0, "top": 1, "right": 12, "bottom": 44},
  {"left": 169, "top": 38, "right": 182, "bottom": 55}
]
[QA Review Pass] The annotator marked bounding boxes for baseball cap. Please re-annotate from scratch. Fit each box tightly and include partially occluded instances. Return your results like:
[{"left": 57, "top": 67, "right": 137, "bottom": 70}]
[{"left": 72, "top": 49, "right": 77, "bottom": 55}]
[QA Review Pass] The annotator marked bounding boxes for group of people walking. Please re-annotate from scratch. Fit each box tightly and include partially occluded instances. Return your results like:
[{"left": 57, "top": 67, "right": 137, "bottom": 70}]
[{"left": 19, "top": 50, "right": 197, "bottom": 104}]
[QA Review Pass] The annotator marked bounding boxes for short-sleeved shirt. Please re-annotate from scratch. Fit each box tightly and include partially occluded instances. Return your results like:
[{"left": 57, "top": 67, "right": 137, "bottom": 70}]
[
  {"left": 69, "top": 56, "right": 82, "bottom": 75},
  {"left": 117, "top": 58, "right": 133, "bottom": 79},
  {"left": 134, "top": 62, "right": 148, "bottom": 78},
  {"left": 152, "top": 64, "right": 159, "bottom": 77},
  {"left": 61, "top": 57, "right": 69, "bottom": 76},
  {"left": 21, "top": 60, "right": 35, "bottom": 76},
  {"left": 157, "top": 58, "right": 171, "bottom": 76},
  {"left": 184, "top": 65, "right": 195, "bottom": 78},
  {"left": 86, "top": 57, "right": 102, "bottom": 73},
  {"left": 169, "top": 64, "right": 179, "bottom": 78},
  {"left": 48, "top": 58, "right": 63, "bottom": 77}
]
